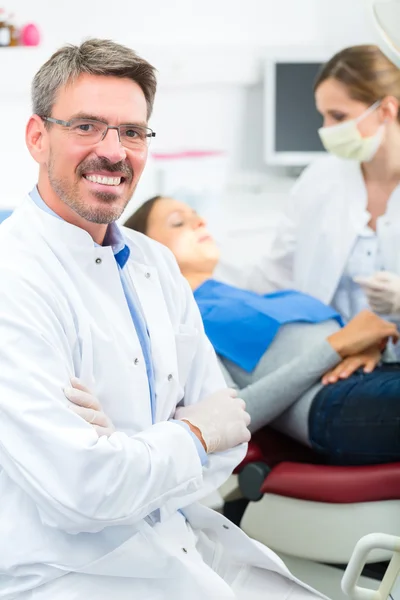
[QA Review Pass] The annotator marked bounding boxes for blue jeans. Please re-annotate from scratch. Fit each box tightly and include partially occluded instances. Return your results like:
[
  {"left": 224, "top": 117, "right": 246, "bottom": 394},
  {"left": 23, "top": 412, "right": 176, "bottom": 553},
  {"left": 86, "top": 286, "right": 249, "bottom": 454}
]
[{"left": 309, "top": 363, "right": 400, "bottom": 465}]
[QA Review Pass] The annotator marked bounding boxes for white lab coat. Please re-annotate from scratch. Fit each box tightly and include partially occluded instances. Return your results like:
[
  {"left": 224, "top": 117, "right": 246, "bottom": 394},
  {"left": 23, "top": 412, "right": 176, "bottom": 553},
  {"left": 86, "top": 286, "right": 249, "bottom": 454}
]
[
  {"left": 0, "top": 196, "right": 323, "bottom": 599},
  {"left": 246, "top": 155, "right": 400, "bottom": 308}
]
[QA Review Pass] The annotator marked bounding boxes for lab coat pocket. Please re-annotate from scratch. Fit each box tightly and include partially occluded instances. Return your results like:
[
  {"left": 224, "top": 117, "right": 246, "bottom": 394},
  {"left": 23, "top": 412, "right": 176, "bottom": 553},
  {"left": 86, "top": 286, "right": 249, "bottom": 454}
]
[
  {"left": 174, "top": 324, "right": 199, "bottom": 386},
  {"left": 76, "top": 523, "right": 171, "bottom": 578},
  {"left": 231, "top": 566, "right": 301, "bottom": 600}
]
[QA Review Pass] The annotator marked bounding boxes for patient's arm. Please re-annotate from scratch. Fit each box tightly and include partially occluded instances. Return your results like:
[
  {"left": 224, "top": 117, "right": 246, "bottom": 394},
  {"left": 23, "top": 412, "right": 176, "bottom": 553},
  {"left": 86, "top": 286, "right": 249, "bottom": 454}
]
[{"left": 217, "top": 339, "right": 341, "bottom": 433}]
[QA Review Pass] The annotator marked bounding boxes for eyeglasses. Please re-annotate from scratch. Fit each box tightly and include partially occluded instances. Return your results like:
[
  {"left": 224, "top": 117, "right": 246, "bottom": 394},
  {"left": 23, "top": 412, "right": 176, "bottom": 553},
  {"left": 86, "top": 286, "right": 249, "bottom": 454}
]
[{"left": 41, "top": 117, "right": 156, "bottom": 149}]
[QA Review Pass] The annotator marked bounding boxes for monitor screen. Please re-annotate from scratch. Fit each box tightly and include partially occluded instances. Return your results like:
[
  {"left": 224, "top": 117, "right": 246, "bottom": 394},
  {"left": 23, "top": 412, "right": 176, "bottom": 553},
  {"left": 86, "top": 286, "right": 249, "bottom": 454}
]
[{"left": 274, "top": 62, "right": 324, "bottom": 153}]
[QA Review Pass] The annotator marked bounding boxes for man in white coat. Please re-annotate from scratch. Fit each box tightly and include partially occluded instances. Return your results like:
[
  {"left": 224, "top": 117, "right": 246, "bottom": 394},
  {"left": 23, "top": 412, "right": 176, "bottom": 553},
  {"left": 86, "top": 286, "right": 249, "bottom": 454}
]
[{"left": 0, "top": 39, "right": 325, "bottom": 600}]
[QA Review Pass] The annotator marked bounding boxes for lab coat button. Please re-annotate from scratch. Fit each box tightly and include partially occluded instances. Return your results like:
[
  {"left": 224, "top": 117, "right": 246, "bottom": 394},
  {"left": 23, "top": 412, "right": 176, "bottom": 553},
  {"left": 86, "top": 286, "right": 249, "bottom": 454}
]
[
  {"left": 182, "top": 548, "right": 188, "bottom": 554},
  {"left": 95, "top": 258, "right": 102, "bottom": 264},
  {"left": 223, "top": 524, "right": 229, "bottom": 529},
  {"left": 168, "top": 374, "right": 173, "bottom": 381},
  {"left": 145, "top": 272, "right": 151, "bottom": 279},
  {"left": 134, "top": 358, "right": 139, "bottom": 365}
]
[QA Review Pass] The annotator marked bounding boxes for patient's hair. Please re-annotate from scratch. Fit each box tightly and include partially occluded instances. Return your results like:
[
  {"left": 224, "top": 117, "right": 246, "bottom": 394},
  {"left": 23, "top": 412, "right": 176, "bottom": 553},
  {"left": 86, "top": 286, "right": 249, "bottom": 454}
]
[
  {"left": 124, "top": 195, "right": 162, "bottom": 234},
  {"left": 315, "top": 44, "right": 400, "bottom": 122},
  {"left": 32, "top": 38, "right": 157, "bottom": 120}
]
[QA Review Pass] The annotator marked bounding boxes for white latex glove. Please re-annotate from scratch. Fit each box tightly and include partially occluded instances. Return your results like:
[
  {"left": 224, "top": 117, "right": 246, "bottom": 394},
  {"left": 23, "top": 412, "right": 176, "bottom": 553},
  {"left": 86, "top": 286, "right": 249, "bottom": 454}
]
[
  {"left": 354, "top": 272, "right": 400, "bottom": 315},
  {"left": 64, "top": 377, "right": 116, "bottom": 437},
  {"left": 174, "top": 388, "right": 251, "bottom": 454}
]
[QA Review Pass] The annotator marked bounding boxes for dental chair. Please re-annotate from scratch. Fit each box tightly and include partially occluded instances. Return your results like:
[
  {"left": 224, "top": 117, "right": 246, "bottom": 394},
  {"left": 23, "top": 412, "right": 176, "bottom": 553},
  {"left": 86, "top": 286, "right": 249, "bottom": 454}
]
[{"left": 232, "top": 427, "right": 400, "bottom": 600}]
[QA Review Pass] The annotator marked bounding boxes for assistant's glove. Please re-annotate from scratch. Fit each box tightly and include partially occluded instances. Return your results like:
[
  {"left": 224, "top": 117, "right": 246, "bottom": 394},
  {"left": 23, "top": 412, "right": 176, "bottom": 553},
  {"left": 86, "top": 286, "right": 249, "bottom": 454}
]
[{"left": 355, "top": 272, "right": 400, "bottom": 315}]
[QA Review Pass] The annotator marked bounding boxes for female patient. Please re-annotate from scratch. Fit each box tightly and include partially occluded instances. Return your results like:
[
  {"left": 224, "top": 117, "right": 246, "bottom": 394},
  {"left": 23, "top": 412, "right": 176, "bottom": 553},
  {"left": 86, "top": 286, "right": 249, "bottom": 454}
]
[{"left": 125, "top": 196, "right": 400, "bottom": 466}]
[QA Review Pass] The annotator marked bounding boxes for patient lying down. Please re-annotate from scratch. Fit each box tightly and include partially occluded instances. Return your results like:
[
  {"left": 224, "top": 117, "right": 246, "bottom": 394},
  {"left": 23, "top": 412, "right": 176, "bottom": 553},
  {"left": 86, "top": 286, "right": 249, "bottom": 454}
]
[{"left": 124, "top": 196, "right": 400, "bottom": 467}]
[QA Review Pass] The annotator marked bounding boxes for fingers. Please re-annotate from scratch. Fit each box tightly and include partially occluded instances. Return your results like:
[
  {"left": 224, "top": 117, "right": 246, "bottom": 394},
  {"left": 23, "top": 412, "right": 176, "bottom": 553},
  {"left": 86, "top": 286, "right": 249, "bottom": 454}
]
[
  {"left": 363, "top": 358, "right": 377, "bottom": 374},
  {"left": 322, "top": 349, "right": 381, "bottom": 385},
  {"left": 68, "top": 403, "right": 109, "bottom": 427},
  {"left": 379, "top": 337, "right": 388, "bottom": 351},
  {"left": 243, "top": 410, "right": 251, "bottom": 427},
  {"left": 64, "top": 386, "right": 101, "bottom": 410},
  {"left": 227, "top": 388, "right": 238, "bottom": 398},
  {"left": 236, "top": 397, "right": 247, "bottom": 411},
  {"left": 93, "top": 425, "right": 115, "bottom": 438},
  {"left": 322, "top": 364, "right": 342, "bottom": 385},
  {"left": 381, "top": 323, "right": 399, "bottom": 344},
  {"left": 322, "top": 358, "right": 361, "bottom": 385},
  {"left": 355, "top": 272, "right": 392, "bottom": 290},
  {"left": 356, "top": 280, "right": 387, "bottom": 293},
  {"left": 242, "top": 427, "right": 251, "bottom": 444},
  {"left": 69, "top": 376, "right": 93, "bottom": 394},
  {"left": 68, "top": 405, "right": 115, "bottom": 437},
  {"left": 234, "top": 396, "right": 251, "bottom": 426},
  {"left": 364, "top": 283, "right": 388, "bottom": 293}
]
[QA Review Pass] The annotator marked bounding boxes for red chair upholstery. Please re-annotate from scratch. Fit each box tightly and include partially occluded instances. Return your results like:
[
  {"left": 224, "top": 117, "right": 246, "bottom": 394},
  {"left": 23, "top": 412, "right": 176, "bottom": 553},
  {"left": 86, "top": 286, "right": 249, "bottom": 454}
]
[
  {"left": 236, "top": 426, "right": 400, "bottom": 504},
  {"left": 263, "top": 461, "right": 400, "bottom": 504},
  {"left": 236, "top": 426, "right": 400, "bottom": 567},
  {"left": 234, "top": 427, "right": 323, "bottom": 473}
]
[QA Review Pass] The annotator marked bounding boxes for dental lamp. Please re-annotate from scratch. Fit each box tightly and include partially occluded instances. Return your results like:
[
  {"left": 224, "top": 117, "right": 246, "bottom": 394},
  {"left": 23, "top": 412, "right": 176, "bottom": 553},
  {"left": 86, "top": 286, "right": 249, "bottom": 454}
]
[{"left": 370, "top": 0, "right": 400, "bottom": 67}]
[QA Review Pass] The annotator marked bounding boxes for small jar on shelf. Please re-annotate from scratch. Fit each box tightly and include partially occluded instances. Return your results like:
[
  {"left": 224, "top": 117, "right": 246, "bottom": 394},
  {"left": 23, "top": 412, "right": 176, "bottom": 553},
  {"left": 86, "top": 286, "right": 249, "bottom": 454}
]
[
  {"left": 7, "top": 13, "right": 19, "bottom": 46},
  {"left": 0, "top": 8, "right": 10, "bottom": 47}
]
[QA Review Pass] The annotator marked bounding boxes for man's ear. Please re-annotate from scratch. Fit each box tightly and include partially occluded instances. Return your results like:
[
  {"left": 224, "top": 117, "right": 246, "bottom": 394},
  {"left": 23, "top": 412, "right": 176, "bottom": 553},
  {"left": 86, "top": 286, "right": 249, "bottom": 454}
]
[{"left": 26, "top": 115, "right": 49, "bottom": 164}]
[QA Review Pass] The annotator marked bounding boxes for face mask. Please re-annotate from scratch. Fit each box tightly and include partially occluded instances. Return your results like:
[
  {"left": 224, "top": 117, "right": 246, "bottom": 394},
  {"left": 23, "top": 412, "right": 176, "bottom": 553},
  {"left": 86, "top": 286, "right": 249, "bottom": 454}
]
[{"left": 318, "top": 100, "right": 384, "bottom": 162}]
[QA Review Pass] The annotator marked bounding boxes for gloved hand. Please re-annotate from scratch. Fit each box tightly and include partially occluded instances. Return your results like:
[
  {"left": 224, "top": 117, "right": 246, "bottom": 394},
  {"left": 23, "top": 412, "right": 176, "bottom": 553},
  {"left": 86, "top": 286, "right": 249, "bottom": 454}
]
[
  {"left": 354, "top": 272, "right": 400, "bottom": 315},
  {"left": 174, "top": 388, "right": 251, "bottom": 454},
  {"left": 64, "top": 377, "right": 116, "bottom": 437}
]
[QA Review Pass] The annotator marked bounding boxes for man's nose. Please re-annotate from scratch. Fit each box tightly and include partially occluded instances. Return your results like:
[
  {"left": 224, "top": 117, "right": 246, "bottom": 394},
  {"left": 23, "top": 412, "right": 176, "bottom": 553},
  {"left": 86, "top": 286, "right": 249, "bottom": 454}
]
[{"left": 96, "top": 127, "right": 127, "bottom": 163}]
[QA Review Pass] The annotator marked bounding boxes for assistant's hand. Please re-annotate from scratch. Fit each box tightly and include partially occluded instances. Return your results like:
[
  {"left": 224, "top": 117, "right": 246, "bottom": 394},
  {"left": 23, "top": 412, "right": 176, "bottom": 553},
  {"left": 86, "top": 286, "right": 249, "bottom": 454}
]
[
  {"left": 355, "top": 272, "right": 400, "bottom": 315},
  {"left": 174, "top": 388, "right": 251, "bottom": 454},
  {"left": 64, "top": 377, "right": 116, "bottom": 437},
  {"left": 327, "top": 309, "right": 398, "bottom": 357},
  {"left": 321, "top": 346, "right": 381, "bottom": 385}
]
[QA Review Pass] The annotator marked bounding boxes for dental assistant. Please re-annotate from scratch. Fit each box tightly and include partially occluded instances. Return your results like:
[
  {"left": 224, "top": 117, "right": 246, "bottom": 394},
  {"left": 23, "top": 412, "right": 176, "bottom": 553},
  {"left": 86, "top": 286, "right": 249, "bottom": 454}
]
[{"left": 247, "top": 44, "right": 400, "bottom": 326}]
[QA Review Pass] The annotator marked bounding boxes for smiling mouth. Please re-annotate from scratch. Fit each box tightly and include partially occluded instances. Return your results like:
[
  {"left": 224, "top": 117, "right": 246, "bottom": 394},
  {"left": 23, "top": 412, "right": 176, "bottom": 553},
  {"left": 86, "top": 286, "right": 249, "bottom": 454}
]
[{"left": 83, "top": 174, "right": 126, "bottom": 186}]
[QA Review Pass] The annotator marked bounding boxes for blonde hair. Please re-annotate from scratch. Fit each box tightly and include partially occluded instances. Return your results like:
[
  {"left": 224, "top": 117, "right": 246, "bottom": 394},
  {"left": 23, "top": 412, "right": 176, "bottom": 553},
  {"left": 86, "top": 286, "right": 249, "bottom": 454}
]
[{"left": 315, "top": 44, "right": 400, "bottom": 122}]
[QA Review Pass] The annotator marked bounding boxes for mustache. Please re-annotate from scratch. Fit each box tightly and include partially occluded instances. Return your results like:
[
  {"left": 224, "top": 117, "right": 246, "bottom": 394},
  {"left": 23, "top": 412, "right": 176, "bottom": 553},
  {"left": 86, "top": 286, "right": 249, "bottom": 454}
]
[{"left": 77, "top": 157, "right": 133, "bottom": 180}]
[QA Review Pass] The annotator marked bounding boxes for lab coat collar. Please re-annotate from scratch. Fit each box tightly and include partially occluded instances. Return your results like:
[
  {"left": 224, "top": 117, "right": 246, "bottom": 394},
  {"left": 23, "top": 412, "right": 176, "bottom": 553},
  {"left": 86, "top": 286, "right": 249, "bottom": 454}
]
[
  {"left": 23, "top": 194, "right": 107, "bottom": 252},
  {"left": 20, "top": 194, "right": 150, "bottom": 268},
  {"left": 28, "top": 187, "right": 130, "bottom": 265}
]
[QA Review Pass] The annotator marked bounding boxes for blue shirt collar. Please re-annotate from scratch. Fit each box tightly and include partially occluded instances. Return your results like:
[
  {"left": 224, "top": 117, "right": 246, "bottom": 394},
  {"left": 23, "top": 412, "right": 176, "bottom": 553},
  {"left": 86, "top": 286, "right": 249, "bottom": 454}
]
[{"left": 29, "top": 186, "right": 130, "bottom": 268}]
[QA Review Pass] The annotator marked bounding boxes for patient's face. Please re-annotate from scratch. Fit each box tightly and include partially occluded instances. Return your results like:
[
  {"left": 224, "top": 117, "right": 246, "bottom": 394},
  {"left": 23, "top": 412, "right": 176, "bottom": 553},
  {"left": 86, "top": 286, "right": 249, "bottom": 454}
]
[{"left": 146, "top": 198, "right": 220, "bottom": 273}]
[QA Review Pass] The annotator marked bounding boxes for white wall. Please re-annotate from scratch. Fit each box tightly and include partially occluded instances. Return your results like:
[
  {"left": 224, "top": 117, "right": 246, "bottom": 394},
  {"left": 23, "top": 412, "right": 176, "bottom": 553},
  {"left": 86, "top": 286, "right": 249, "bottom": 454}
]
[
  {"left": 6, "top": 0, "right": 376, "bottom": 48},
  {"left": 5, "top": 0, "right": 320, "bottom": 47},
  {"left": 0, "top": 0, "right": 378, "bottom": 214}
]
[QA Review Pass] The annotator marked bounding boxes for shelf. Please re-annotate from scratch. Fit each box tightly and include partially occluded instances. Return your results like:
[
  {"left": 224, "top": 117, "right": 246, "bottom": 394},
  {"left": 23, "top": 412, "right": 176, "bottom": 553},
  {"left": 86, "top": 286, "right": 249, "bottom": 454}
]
[{"left": 0, "top": 44, "right": 261, "bottom": 99}]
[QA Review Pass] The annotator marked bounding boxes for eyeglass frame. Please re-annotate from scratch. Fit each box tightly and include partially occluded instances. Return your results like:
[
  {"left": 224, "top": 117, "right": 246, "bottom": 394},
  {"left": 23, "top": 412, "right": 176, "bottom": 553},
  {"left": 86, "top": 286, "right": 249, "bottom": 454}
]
[{"left": 40, "top": 116, "right": 156, "bottom": 147}]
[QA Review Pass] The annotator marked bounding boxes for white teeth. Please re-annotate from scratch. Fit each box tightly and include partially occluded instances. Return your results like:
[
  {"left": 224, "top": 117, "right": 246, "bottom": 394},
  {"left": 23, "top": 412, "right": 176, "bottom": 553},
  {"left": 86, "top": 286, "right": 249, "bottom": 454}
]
[{"left": 85, "top": 175, "right": 122, "bottom": 186}]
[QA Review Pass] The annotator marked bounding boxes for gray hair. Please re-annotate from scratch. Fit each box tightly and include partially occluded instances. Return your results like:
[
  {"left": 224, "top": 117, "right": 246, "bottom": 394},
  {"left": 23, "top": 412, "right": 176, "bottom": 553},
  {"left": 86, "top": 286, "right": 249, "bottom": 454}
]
[{"left": 32, "top": 38, "right": 157, "bottom": 120}]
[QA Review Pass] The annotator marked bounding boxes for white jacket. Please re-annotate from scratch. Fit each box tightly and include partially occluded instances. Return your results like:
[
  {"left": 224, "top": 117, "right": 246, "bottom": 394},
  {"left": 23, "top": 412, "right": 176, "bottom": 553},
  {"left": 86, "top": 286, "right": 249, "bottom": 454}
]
[
  {"left": 0, "top": 196, "right": 321, "bottom": 599},
  {"left": 246, "top": 155, "right": 400, "bottom": 307}
]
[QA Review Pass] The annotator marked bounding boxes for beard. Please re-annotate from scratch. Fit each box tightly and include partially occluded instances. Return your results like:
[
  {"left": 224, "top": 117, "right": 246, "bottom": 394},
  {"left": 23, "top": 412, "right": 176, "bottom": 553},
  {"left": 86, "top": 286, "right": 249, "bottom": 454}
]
[{"left": 48, "top": 154, "right": 135, "bottom": 224}]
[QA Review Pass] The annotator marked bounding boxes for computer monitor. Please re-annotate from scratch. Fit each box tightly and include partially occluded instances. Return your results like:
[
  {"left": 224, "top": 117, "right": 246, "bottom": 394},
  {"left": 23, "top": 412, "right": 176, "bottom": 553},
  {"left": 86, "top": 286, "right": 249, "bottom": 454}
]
[{"left": 264, "top": 53, "right": 330, "bottom": 166}]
